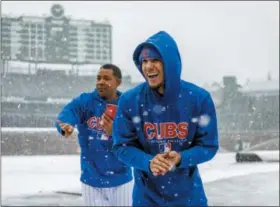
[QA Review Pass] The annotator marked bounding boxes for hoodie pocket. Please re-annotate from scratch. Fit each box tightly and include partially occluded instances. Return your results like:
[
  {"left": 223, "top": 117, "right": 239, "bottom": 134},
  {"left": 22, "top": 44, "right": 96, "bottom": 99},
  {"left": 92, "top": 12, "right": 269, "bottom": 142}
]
[{"left": 145, "top": 168, "right": 193, "bottom": 193}]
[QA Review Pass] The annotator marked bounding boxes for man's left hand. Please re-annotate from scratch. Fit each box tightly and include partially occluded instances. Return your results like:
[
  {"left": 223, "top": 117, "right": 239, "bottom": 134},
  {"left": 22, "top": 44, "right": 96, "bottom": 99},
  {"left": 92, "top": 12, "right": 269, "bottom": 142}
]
[
  {"left": 101, "top": 113, "right": 113, "bottom": 136},
  {"left": 166, "top": 151, "right": 182, "bottom": 169}
]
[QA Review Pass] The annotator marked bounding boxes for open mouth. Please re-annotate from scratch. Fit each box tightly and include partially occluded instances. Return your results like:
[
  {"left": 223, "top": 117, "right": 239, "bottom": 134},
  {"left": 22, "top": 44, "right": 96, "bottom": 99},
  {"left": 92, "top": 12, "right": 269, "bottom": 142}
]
[
  {"left": 147, "top": 73, "right": 159, "bottom": 79},
  {"left": 98, "top": 87, "right": 107, "bottom": 92}
]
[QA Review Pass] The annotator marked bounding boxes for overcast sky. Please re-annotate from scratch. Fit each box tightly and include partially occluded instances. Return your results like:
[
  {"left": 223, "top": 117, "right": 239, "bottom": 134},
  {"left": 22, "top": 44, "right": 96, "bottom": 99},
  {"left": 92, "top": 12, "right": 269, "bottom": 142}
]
[{"left": 2, "top": 1, "right": 279, "bottom": 85}]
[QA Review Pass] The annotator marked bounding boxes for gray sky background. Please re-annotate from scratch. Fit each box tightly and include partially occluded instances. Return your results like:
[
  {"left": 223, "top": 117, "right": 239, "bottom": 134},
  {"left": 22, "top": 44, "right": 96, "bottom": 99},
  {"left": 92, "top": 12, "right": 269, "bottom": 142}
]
[{"left": 2, "top": 1, "right": 279, "bottom": 85}]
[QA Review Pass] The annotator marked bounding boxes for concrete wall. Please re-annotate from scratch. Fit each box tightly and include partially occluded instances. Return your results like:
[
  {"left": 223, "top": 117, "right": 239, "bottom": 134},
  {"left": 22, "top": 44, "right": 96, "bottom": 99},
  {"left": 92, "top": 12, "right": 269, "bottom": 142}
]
[{"left": 1, "top": 128, "right": 79, "bottom": 156}]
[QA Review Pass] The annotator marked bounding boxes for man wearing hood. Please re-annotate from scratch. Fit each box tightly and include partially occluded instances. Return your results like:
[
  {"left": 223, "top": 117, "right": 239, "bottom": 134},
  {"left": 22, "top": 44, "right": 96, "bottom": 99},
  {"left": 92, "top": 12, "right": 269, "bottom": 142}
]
[
  {"left": 112, "top": 31, "right": 219, "bottom": 206},
  {"left": 55, "top": 64, "right": 133, "bottom": 206}
]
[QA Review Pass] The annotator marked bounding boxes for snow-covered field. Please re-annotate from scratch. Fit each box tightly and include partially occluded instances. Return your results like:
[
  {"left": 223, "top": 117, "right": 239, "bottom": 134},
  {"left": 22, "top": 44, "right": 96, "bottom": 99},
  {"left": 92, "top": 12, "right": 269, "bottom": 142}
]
[{"left": 2, "top": 153, "right": 279, "bottom": 206}]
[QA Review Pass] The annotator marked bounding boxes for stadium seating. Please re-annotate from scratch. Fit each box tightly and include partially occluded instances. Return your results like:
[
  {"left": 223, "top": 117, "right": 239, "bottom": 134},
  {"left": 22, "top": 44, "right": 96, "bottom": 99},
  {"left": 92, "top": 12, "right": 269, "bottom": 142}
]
[
  {"left": 1, "top": 70, "right": 139, "bottom": 127},
  {"left": 2, "top": 72, "right": 95, "bottom": 99},
  {"left": 1, "top": 71, "right": 279, "bottom": 134}
]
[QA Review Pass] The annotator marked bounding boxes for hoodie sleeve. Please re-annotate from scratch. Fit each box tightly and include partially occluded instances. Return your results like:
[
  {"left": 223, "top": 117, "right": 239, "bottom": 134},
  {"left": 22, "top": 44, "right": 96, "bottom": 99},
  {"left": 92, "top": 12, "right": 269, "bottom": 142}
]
[
  {"left": 178, "top": 93, "right": 219, "bottom": 168},
  {"left": 112, "top": 95, "right": 154, "bottom": 173},
  {"left": 55, "top": 93, "right": 86, "bottom": 136}
]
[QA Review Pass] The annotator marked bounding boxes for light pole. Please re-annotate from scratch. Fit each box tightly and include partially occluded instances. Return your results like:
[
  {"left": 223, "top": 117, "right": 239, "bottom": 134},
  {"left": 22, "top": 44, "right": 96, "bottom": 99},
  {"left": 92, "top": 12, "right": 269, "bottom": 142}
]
[
  {"left": 6, "top": 56, "right": 10, "bottom": 73},
  {"left": 1, "top": 55, "right": 6, "bottom": 75}
]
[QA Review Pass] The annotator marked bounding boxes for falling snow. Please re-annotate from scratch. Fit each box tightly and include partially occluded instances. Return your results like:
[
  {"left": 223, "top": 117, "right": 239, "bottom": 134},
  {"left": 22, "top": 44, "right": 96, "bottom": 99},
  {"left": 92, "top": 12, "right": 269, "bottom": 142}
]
[
  {"left": 191, "top": 117, "right": 199, "bottom": 123},
  {"left": 153, "top": 105, "right": 164, "bottom": 114},
  {"left": 1, "top": 3, "right": 278, "bottom": 206},
  {"left": 198, "top": 115, "right": 211, "bottom": 127},
  {"left": 143, "top": 111, "right": 148, "bottom": 116},
  {"left": 132, "top": 116, "right": 141, "bottom": 124}
]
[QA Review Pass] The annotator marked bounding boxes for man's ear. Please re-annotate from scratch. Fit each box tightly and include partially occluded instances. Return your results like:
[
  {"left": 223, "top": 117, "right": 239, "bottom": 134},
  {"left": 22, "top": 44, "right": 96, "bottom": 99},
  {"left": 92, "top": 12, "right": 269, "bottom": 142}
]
[{"left": 116, "top": 78, "right": 122, "bottom": 87}]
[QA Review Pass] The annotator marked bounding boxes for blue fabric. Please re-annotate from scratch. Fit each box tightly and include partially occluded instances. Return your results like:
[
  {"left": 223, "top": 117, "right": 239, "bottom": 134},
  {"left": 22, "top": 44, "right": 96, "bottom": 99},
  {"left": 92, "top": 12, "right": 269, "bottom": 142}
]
[
  {"left": 55, "top": 90, "right": 132, "bottom": 188},
  {"left": 113, "top": 31, "right": 219, "bottom": 206}
]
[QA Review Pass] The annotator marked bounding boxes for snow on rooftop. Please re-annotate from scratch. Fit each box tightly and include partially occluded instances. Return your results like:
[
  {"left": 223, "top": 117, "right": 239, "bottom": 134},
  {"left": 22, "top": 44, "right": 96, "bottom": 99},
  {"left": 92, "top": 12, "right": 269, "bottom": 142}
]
[{"left": 241, "top": 80, "right": 279, "bottom": 93}]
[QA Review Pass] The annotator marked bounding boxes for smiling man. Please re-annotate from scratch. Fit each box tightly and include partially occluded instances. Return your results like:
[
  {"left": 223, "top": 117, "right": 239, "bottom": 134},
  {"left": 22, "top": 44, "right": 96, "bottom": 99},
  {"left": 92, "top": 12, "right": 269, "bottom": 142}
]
[
  {"left": 55, "top": 64, "right": 133, "bottom": 206},
  {"left": 140, "top": 47, "right": 165, "bottom": 94},
  {"left": 112, "top": 31, "right": 219, "bottom": 206}
]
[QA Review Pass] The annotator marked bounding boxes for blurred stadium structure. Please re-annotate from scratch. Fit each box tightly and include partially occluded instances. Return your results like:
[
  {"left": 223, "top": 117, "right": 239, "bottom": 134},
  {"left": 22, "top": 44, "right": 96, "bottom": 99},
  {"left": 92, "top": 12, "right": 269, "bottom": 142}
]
[
  {"left": 1, "top": 3, "right": 137, "bottom": 127},
  {"left": 1, "top": 4, "right": 279, "bottom": 155}
]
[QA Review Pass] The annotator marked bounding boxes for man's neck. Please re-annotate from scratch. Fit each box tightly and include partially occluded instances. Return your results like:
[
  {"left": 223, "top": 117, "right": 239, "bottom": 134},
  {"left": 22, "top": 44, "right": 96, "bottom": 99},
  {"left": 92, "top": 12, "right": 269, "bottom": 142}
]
[
  {"left": 105, "top": 92, "right": 118, "bottom": 102},
  {"left": 157, "top": 86, "right": 164, "bottom": 96}
]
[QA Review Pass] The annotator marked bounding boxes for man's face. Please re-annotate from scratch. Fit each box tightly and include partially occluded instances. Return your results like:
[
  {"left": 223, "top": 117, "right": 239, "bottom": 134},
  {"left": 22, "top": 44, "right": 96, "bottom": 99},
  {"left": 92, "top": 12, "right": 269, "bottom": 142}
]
[
  {"left": 142, "top": 58, "right": 164, "bottom": 90},
  {"left": 96, "top": 69, "right": 120, "bottom": 98}
]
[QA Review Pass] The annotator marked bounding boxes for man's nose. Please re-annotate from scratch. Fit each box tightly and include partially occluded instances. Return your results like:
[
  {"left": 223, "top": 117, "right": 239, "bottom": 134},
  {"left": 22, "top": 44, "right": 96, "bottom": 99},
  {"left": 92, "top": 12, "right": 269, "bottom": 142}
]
[
  {"left": 98, "top": 79, "right": 105, "bottom": 84},
  {"left": 145, "top": 61, "right": 155, "bottom": 71},
  {"left": 146, "top": 61, "right": 153, "bottom": 68}
]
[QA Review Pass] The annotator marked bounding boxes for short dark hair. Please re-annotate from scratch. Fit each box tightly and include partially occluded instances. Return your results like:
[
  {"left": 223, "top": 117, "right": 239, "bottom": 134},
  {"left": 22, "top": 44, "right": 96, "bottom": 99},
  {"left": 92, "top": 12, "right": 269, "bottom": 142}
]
[{"left": 100, "top": 63, "right": 122, "bottom": 80}]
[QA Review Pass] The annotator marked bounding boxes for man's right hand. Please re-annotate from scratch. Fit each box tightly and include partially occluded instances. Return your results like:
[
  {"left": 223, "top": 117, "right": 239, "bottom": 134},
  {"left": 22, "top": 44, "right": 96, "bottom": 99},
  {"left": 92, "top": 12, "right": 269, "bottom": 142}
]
[
  {"left": 57, "top": 120, "right": 74, "bottom": 137},
  {"left": 150, "top": 153, "right": 173, "bottom": 176}
]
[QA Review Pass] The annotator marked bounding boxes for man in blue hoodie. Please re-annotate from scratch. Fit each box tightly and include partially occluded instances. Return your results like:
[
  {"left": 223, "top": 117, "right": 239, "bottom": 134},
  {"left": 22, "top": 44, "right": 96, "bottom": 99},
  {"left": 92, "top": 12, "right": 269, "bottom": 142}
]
[
  {"left": 55, "top": 64, "right": 133, "bottom": 206},
  {"left": 112, "top": 31, "right": 219, "bottom": 206}
]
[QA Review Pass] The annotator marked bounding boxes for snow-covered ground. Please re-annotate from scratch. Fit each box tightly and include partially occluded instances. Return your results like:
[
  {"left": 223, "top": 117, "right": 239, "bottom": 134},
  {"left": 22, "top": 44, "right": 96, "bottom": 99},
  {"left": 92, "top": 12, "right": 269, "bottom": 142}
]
[{"left": 1, "top": 152, "right": 279, "bottom": 206}]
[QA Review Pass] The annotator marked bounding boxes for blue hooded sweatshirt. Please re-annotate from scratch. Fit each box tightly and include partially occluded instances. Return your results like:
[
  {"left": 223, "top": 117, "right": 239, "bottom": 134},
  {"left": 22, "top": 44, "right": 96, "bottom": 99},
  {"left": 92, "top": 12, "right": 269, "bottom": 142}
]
[
  {"left": 55, "top": 90, "right": 132, "bottom": 188},
  {"left": 112, "top": 31, "right": 219, "bottom": 206}
]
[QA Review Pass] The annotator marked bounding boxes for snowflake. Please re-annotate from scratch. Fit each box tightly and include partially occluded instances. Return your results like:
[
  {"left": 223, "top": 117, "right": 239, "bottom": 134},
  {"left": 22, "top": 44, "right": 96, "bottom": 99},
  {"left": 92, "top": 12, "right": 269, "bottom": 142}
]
[
  {"left": 132, "top": 116, "right": 141, "bottom": 124},
  {"left": 191, "top": 117, "right": 199, "bottom": 123},
  {"left": 143, "top": 111, "right": 148, "bottom": 116},
  {"left": 106, "top": 171, "right": 114, "bottom": 175},
  {"left": 153, "top": 105, "right": 163, "bottom": 114},
  {"left": 198, "top": 115, "right": 210, "bottom": 127}
]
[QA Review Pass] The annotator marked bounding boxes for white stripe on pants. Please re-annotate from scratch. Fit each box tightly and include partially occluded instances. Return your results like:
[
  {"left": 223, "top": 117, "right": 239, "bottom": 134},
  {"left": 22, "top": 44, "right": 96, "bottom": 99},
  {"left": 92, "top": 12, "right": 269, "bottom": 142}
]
[{"left": 81, "top": 181, "right": 133, "bottom": 206}]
